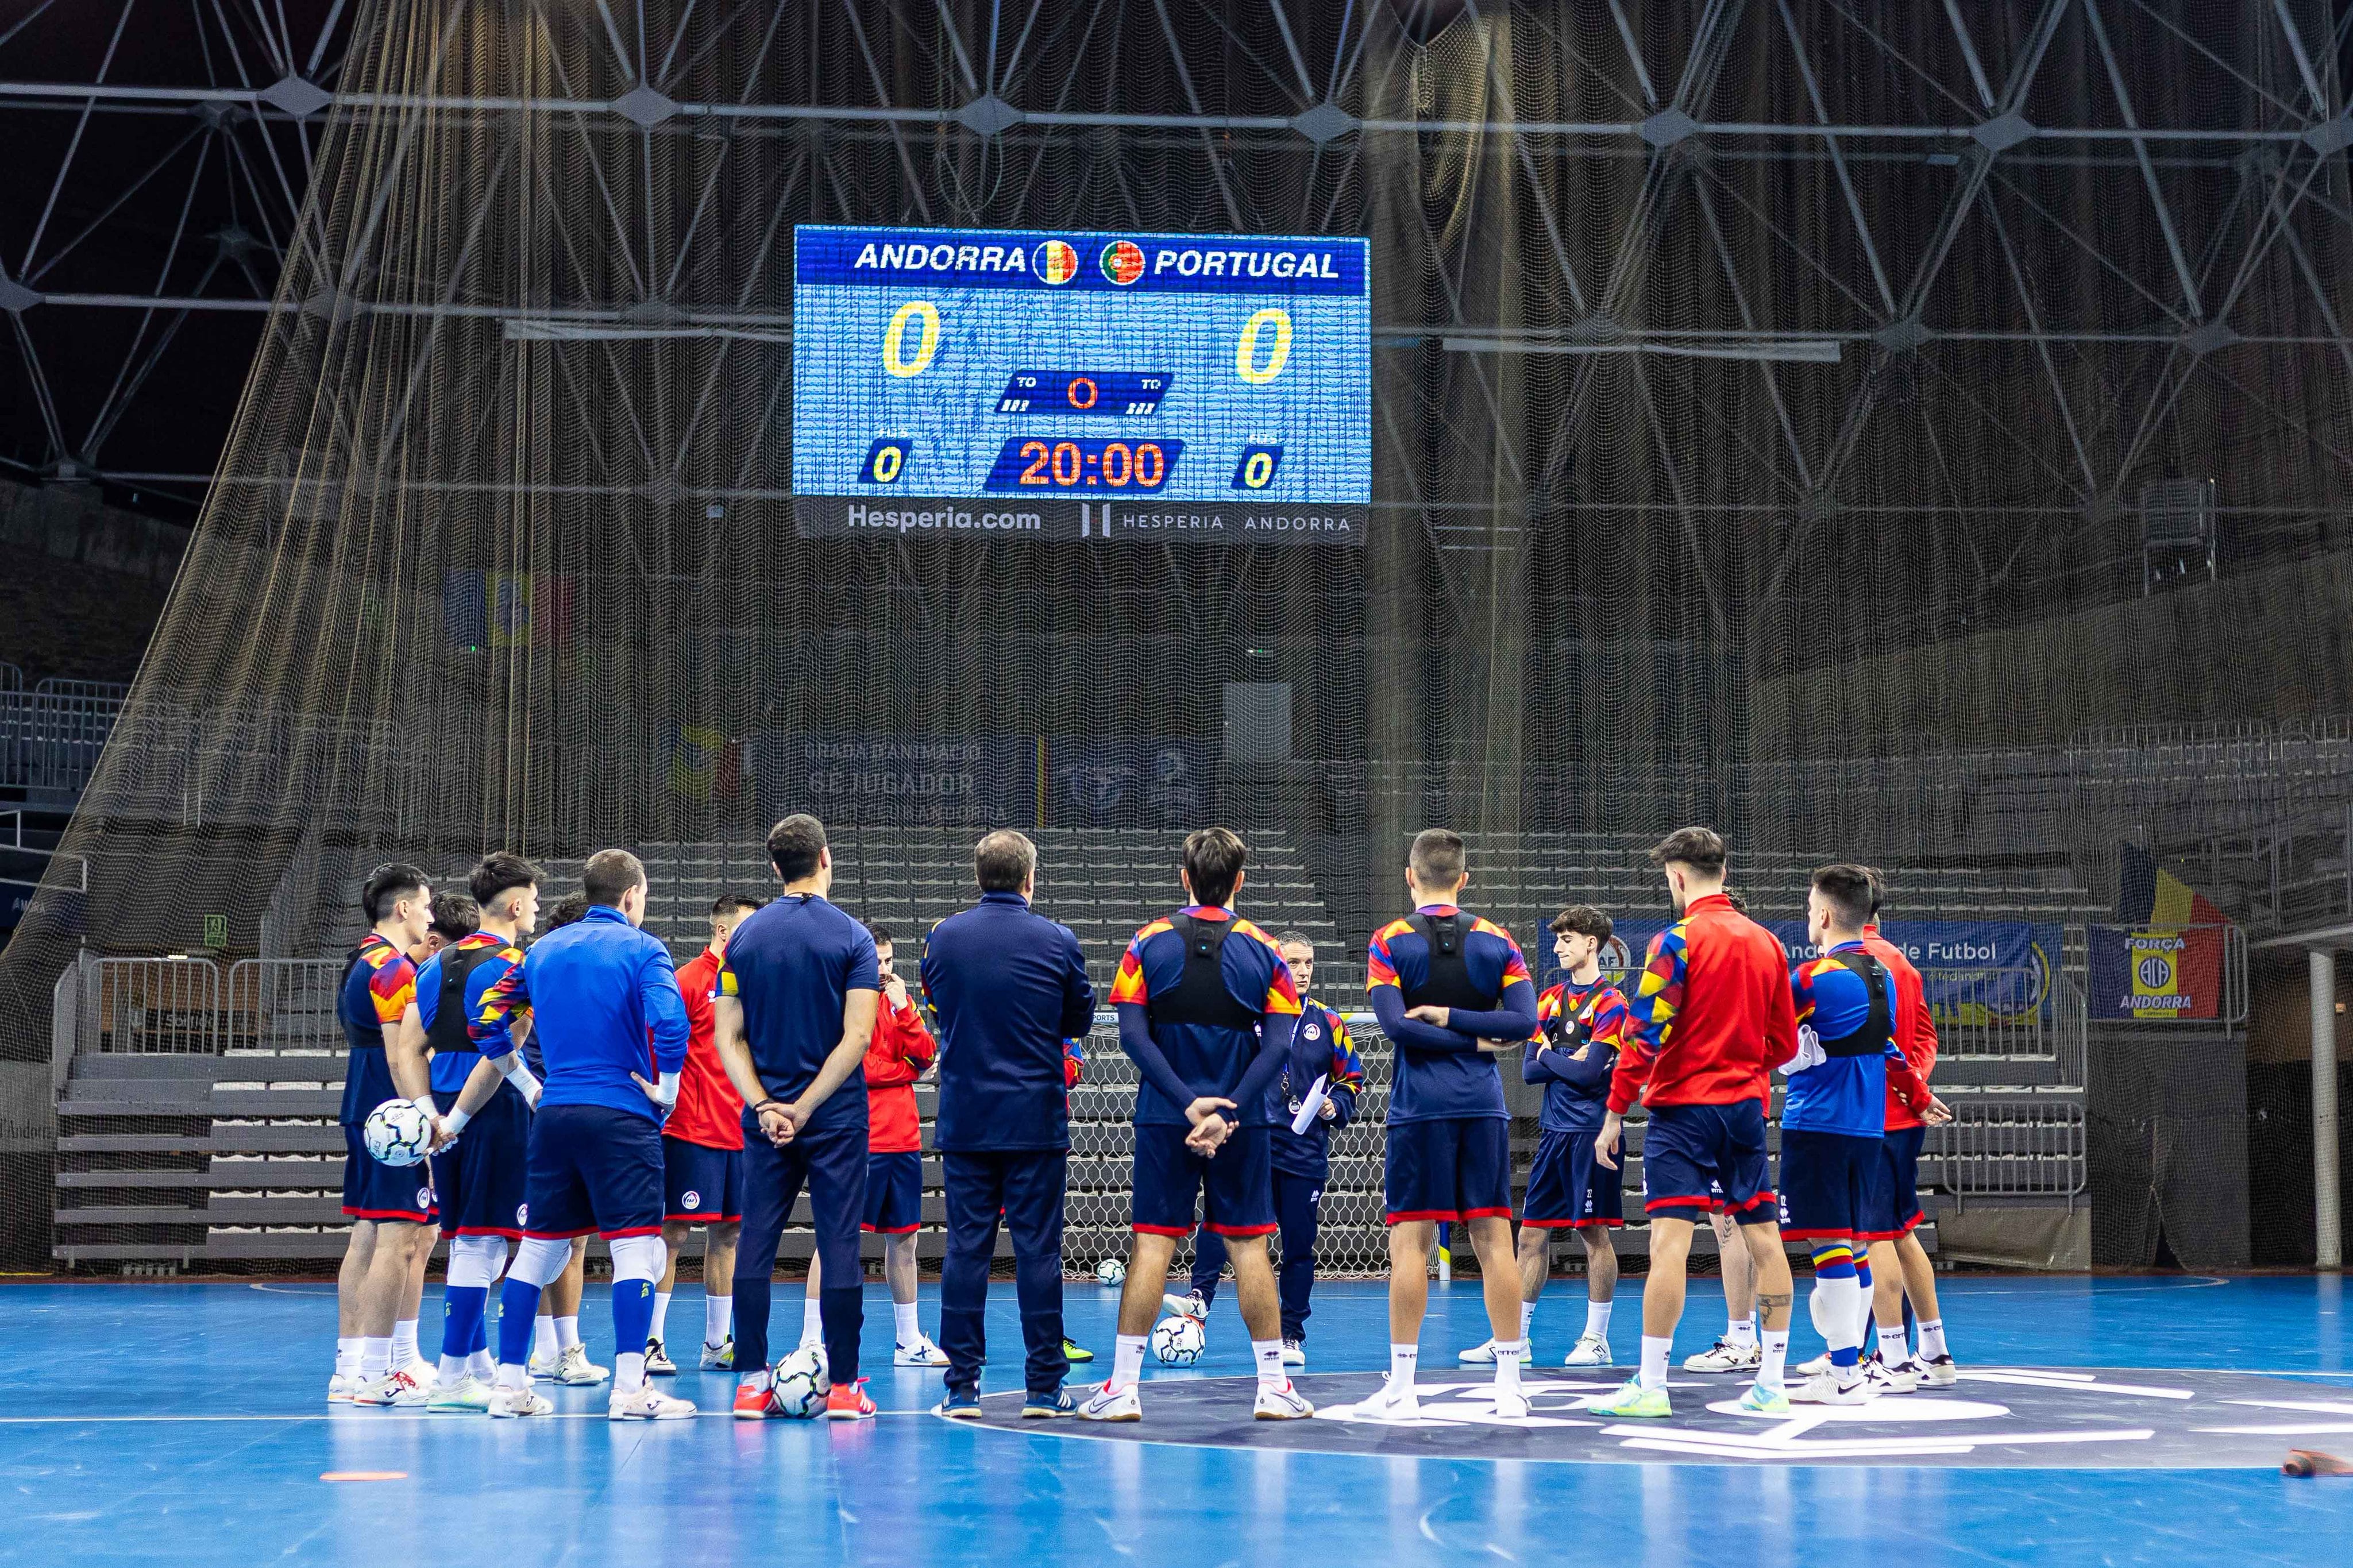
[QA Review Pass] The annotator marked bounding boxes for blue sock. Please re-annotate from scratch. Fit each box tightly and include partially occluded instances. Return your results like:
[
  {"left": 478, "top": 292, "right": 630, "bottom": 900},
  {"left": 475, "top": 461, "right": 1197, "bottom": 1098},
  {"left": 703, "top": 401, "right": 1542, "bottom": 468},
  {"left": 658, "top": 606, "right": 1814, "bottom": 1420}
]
[
  {"left": 497, "top": 1277, "right": 544, "bottom": 1368},
  {"left": 612, "top": 1278, "right": 654, "bottom": 1357},
  {"left": 441, "top": 1285, "right": 488, "bottom": 1360}
]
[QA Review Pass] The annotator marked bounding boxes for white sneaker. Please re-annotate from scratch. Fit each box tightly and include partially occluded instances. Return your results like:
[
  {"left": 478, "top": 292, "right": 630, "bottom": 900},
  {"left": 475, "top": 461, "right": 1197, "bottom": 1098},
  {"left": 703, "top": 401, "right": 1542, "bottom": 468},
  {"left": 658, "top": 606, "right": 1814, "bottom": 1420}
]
[
  {"left": 1163, "top": 1290, "right": 1209, "bottom": 1321},
  {"left": 427, "top": 1374, "right": 493, "bottom": 1413},
  {"left": 1491, "top": 1385, "right": 1530, "bottom": 1421},
  {"left": 1915, "top": 1353, "right": 1959, "bottom": 1388},
  {"left": 1795, "top": 1351, "right": 1833, "bottom": 1377},
  {"left": 609, "top": 1385, "right": 697, "bottom": 1420},
  {"left": 327, "top": 1372, "right": 361, "bottom": 1403},
  {"left": 351, "top": 1368, "right": 430, "bottom": 1408},
  {"left": 1789, "top": 1369, "right": 1875, "bottom": 1405},
  {"left": 1457, "top": 1338, "right": 1532, "bottom": 1365},
  {"left": 1077, "top": 1382, "right": 1141, "bottom": 1422},
  {"left": 527, "top": 1349, "right": 559, "bottom": 1381},
  {"left": 1280, "top": 1339, "right": 1305, "bottom": 1367},
  {"left": 894, "top": 1335, "right": 951, "bottom": 1368},
  {"left": 552, "top": 1344, "right": 610, "bottom": 1386},
  {"left": 1866, "top": 1358, "right": 1919, "bottom": 1395},
  {"left": 1683, "top": 1338, "right": 1762, "bottom": 1373},
  {"left": 1364, "top": 1378, "right": 1420, "bottom": 1422},
  {"left": 700, "top": 1338, "right": 735, "bottom": 1371},
  {"left": 488, "top": 1384, "right": 555, "bottom": 1419},
  {"left": 1253, "top": 1382, "right": 1315, "bottom": 1420},
  {"left": 643, "top": 1338, "right": 677, "bottom": 1376},
  {"left": 400, "top": 1360, "right": 438, "bottom": 1388},
  {"left": 1563, "top": 1334, "right": 1612, "bottom": 1367}
]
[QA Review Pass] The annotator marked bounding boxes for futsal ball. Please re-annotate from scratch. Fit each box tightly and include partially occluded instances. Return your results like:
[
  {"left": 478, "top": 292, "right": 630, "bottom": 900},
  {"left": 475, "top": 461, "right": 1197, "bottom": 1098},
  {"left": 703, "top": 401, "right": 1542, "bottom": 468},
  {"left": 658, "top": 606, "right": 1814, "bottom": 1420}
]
[
  {"left": 1095, "top": 1257, "right": 1127, "bottom": 1286},
  {"left": 362, "top": 1098, "right": 433, "bottom": 1168},
  {"left": 1150, "top": 1314, "right": 1205, "bottom": 1366},
  {"left": 771, "top": 1345, "right": 831, "bottom": 1419}
]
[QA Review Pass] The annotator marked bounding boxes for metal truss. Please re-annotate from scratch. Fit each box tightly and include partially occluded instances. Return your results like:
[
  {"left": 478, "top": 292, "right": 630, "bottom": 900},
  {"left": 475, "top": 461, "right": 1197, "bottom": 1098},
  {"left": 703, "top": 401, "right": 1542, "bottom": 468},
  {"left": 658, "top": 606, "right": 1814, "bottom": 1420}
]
[{"left": 1, "top": 0, "right": 2348, "bottom": 617}]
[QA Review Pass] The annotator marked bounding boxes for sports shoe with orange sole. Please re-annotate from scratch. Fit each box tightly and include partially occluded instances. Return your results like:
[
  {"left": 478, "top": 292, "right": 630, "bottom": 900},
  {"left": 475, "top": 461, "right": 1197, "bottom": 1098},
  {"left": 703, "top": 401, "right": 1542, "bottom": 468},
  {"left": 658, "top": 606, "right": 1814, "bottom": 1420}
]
[
  {"left": 824, "top": 1380, "right": 877, "bottom": 1420},
  {"left": 732, "top": 1381, "right": 782, "bottom": 1420}
]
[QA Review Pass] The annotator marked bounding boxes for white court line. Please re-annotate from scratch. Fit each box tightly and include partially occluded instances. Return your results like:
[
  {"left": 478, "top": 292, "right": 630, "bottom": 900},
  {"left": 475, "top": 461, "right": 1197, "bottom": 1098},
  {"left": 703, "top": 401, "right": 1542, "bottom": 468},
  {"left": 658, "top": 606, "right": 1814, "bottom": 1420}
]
[{"left": 2193, "top": 1422, "right": 2353, "bottom": 1436}]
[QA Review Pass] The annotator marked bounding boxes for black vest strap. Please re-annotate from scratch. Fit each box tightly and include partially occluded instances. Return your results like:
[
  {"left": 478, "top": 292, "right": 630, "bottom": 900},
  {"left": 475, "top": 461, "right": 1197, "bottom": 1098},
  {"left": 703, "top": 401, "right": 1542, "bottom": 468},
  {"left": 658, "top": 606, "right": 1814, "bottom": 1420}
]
[
  {"left": 1144, "top": 914, "right": 1260, "bottom": 1031},
  {"left": 425, "top": 942, "right": 502, "bottom": 1059},
  {"left": 1543, "top": 988, "right": 1593, "bottom": 1051},
  {"left": 1815, "top": 950, "right": 1895, "bottom": 1057},
  {"left": 1401, "top": 912, "right": 1499, "bottom": 1011}
]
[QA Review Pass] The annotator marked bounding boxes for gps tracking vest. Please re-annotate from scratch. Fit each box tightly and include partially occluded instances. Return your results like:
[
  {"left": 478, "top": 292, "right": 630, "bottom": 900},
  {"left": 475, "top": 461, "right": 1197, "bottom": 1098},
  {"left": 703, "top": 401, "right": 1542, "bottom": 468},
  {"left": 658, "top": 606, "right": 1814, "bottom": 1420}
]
[
  {"left": 425, "top": 941, "right": 504, "bottom": 1060},
  {"left": 1401, "top": 912, "right": 1503, "bottom": 1012},
  {"left": 1814, "top": 949, "right": 1896, "bottom": 1057},
  {"left": 1144, "top": 914, "right": 1262, "bottom": 1033}
]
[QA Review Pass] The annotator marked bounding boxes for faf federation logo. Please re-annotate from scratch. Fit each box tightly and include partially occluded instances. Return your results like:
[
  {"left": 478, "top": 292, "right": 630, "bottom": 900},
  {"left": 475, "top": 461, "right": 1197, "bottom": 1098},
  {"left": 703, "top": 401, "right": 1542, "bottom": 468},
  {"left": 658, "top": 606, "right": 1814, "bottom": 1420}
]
[
  {"left": 2136, "top": 953, "right": 2175, "bottom": 989},
  {"left": 681, "top": 1190, "right": 703, "bottom": 1211},
  {"left": 1099, "top": 240, "right": 1146, "bottom": 285},
  {"left": 1033, "top": 240, "right": 1079, "bottom": 285}
]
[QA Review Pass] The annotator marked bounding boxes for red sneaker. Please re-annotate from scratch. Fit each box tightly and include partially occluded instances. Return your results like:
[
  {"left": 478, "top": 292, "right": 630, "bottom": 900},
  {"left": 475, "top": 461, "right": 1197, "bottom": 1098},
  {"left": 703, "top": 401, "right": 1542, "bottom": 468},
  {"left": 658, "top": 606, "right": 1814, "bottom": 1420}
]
[
  {"left": 824, "top": 1380, "right": 876, "bottom": 1420},
  {"left": 732, "top": 1381, "right": 781, "bottom": 1421}
]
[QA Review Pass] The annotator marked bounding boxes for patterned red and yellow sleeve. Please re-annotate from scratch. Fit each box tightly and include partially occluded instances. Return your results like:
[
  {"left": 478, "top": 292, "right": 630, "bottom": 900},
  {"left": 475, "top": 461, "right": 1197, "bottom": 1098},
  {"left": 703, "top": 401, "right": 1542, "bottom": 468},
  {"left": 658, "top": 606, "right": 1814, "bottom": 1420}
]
[
  {"left": 1365, "top": 919, "right": 1408, "bottom": 991},
  {"left": 1106, "top": 921, "right": 1166, "bottom": 1007},
  {"left": 367, "top": 947, "right": 417, "bottom": 1025}
]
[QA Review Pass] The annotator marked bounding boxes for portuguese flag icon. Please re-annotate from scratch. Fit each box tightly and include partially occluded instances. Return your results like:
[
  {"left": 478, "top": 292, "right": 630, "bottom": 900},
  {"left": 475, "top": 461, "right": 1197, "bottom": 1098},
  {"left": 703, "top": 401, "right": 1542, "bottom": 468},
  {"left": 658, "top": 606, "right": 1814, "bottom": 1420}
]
[{"left": 1034, "top": 240, "right": 1079, "bottom": 284}]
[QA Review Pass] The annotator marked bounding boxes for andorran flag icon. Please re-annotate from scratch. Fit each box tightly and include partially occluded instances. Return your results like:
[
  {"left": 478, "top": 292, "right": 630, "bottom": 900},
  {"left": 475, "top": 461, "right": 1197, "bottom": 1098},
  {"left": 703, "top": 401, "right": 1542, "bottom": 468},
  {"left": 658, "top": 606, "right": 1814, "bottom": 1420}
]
[{"left": 1033, "top": 240, "right": 1079, "bottom": 284}]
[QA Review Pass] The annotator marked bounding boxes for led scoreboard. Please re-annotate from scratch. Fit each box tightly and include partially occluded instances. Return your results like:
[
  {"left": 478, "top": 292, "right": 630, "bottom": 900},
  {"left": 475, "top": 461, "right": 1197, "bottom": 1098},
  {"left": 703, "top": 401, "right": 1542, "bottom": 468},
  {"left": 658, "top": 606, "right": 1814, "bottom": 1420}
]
[{"left": 792, "top": 226, "right": 1370, "bottom": 544}]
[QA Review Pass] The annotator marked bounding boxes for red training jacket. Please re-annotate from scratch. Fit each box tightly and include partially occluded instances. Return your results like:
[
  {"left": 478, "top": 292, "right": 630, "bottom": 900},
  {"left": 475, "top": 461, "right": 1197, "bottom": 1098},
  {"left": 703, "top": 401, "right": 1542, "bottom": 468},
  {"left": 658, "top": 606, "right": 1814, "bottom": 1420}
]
[
  {"left": 1608, "top": 891, "right": 1800, "bottom": 1113},
  {"left": 668, "top": 947, "right": 745, "bottom": 1151},
  {"left": 863, "top": 990, "right": 938, "bottom": 1154},
  {"left": 1861, "top": 924, "right": 1939, "bottom": 1133}
]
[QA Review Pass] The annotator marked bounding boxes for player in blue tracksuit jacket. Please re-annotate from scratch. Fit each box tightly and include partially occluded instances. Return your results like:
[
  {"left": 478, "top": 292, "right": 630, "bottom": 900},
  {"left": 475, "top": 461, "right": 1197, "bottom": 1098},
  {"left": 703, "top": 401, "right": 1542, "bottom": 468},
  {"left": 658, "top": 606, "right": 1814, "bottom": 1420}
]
[
  {"left": 1178, "top": 934, "right": 1365, "bottom": 1359},
  {"left": 467, "top": 849, "right": 692, "bottom": 1421}
]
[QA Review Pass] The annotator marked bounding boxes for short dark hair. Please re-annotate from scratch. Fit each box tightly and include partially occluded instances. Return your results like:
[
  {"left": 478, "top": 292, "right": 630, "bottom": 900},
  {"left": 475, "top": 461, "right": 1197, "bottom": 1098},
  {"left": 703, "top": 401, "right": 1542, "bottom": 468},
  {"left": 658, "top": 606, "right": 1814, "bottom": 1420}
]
[
  {"left": 545, "top": 891, "right": 591, "bottom": 930},
  {"left": 1861, "top": 866, "right": 1887, "bottom": 916},
  {"left": 711, "top": 893, "right": 766, "bottom": 920},
  {"left": 1811, "top": 864, "right": 1876, "bottom": 929},
  {"left": 1181, "top": 826, "right": 1248, "bottom": 907},
  {"left": 582, "top": 848, "right": 646, "bottom": 907},
  {"left": 866, "top": 922, "right": 894, "bottom": 949},
  {"left": 360, "top": 862, "right": 430, "bottom": 923},
  {"left": 429, "top": 891, "right": 481, "bottom": 943},
  {"left": 1409, "top": 828, "right": 1467, "bottom": 888},
  {"left": 1723, "top": 886, "right": 1750, "bottom": 915},
  {"left": 468, "top": 851, "right": 542, "bottom": 908},
  {"left": 1550, "top": 905, "right": 1613, "bottom": 944},
  {"left": 1648, "top": 826, "right": 1727, "bottom": 875},
  {"left": 766, "top": 814, "right": 828, "bottom": 880},
  {"left": 974, "top": 829, "right": 1036, "bottom": 894}
]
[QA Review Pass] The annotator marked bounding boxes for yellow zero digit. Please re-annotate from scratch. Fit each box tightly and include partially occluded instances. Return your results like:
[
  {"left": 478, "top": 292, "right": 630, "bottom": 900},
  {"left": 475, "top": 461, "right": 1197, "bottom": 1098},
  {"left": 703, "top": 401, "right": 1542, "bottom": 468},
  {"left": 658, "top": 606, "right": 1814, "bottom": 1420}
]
[
  {"left": 1235, "top": 307, "right": 1293, "bottom": 385},
  {"left": 883, "top": 300, "right": 940, "bottom": 378},
  {"left": 1242, "top": 450, "right": 1275, "bottom": 488},
  {"left": 871, "top": 443, "right": 904, "bottom": 482}
]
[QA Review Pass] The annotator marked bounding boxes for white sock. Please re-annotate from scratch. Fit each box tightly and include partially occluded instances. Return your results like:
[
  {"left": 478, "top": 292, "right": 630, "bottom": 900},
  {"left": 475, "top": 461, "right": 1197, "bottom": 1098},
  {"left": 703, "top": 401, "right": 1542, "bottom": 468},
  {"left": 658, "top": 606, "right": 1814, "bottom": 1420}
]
[
  {"left": 740, "top": 1368, "right": 772, "bottom": 1393},
  {"left": 438, "top": 1351, "right": 468, "bottom": 1382},
  {"left": 1727, "top": 1314, "right": 1757, "bottom": 1350},
  {"left": 615, "top": 1351, "right": 646, "bottom": 1393},
  {"left": 1638, "top": 1335, "right": 1669, "bottom": 1391},
  {"left": 1252, "top": 1338, "right": 1287, "bottom": 1393},
  {"left": 894, "top": 1300, "right": 921, "bottom": 1346},
  {"left": 335, "top": 1337, "right": 362, "bottom": 1380},
  {"left": 706, "top": 1294, "right": 734, "bottom": 1346},
  {"left": 495, "top": 1362, "right": 528, "bottom": 1391},
  {"left": 1112, "top": 1334, "right": 1148, "bottom": 1392},
  {"left": 1851, "top": 1280, "right": 1875, "bottom": 1350},
  {"left": 650, "top": 1291, "right": 672, "bottom": 1345},
  {"left": 1879, "top": 1326, "right": 1911, "bottom": 1365},
  {"left": 1518, "top": 1299, "right": 1537, "bottom": 1339},
  {"left": 533, "top": 1315, "right": 556, "bottom": 1360},
  {"left": 391, "top": 1319, "right": 419, "bottom": 1369},
  {"left": 360, "top": 1336, "right": 392, "bottom": 1381},
  {"left": 468, "top": 1349, "right": 494, "bottom": 1380},
  {"left": 801, "top": 1295, "right": 824, "bottom": 1349},
  {"left": 1919, "top": 1318, "right": 1949, "bottom": 1360},
  {"left": 1388, "top": 1343, "right": 1418, "bottom": 1389},
  {"left": 554, "top": 1315, "right": 581, "bottom": 1352},
  {"left": 1761, "top": 1328, "right": 1790, "bottom": 1390},
  {"left": 1492, "top": 1342, "right": 1523, "bottom": 1394},
  {"left": 1584, "top": 1300, "right": 1613, "bottom": 1342}
]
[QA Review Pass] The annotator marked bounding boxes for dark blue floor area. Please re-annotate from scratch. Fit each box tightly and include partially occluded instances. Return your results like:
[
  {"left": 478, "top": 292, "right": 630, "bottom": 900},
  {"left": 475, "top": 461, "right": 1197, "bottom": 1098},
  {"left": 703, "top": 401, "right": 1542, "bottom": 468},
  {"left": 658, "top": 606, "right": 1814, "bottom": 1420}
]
[{"left": 2, "top": 1274, "right": 2350, "bottom": 1565}]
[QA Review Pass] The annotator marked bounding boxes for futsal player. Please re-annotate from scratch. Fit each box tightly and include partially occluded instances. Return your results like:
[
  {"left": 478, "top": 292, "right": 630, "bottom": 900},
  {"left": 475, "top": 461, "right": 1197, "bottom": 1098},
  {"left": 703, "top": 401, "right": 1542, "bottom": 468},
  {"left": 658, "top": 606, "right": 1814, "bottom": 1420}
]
[
  {"left": 1461, "top": 906, "right": 1629, "bottom": 1370},
  {"left": 1078, "top": 827, "right": 1314, "bottom": 1423},
  {"left": 1363, "top": 829, "right": 1540, "bottom": 1420},
  {"left": 1776, "top": 864, "right": 1937, "bottom": 1404},
  {"left": 712, "top": 815, "right": 882, "bottom": 1422},
  {"left": 403, "top": 856, "right": 540, "bottom": 1413},
  {"left": 519, "top": 889, "right": 604, "bottom": 1384},
  {"left": 647, "top": 893, "right": 764, "bottom": 1376},
  {"left": 799, "top": 922, "right": 948, "bottom": 1366},
  {"left": 329, "top": 863, "right": 437, "bottom": 1405},
  {"left": 1591, "top": 828, "right": 1800, "bottom": 1418},
  {"left": 469, "top": 849, "right": 695, "bottom": 1421},
  {"left": 924, "top": 830, "right": 1099, "bottom": 1418},
  {"left": 1168, "top": 933, "right": 1363, "bottom": 1365}
]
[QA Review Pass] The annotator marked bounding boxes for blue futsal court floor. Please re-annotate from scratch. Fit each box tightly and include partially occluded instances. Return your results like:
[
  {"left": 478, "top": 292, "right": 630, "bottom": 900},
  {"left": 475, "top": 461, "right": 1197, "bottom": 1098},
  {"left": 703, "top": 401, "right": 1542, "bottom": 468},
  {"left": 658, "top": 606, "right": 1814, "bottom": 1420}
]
[{"left": 4, "top": 1275, "right": 2351, "bottom": 1565}]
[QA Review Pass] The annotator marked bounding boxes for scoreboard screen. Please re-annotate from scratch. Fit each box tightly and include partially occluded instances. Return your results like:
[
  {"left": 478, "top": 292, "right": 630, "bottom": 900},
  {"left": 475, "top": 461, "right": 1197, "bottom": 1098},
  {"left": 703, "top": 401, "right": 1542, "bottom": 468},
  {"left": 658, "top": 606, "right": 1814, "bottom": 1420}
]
[{"left": 792, "top": 226, "right": 1370, "bottom": 545}]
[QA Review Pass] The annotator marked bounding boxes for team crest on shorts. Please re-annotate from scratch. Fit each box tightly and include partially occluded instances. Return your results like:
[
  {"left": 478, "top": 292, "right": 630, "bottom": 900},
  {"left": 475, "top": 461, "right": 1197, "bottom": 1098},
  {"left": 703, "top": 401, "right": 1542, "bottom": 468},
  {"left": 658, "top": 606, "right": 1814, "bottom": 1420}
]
[
  {"left": 682, "top": 1191, "right": 701, "bottom": 1210},
  {"left": 516, "top": 1204, "right": 529, "bottom": 1226},
  {"left": 414, "top": 1187, "right": 431, "bottom": 1211}
]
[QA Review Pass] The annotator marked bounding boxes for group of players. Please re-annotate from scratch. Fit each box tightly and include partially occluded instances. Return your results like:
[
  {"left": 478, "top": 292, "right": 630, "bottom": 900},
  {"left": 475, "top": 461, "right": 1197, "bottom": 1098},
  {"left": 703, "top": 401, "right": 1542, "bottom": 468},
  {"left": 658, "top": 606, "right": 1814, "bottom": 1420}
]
[{"left": 323, "top": 814, "right": 1958, "bottom": 1424}]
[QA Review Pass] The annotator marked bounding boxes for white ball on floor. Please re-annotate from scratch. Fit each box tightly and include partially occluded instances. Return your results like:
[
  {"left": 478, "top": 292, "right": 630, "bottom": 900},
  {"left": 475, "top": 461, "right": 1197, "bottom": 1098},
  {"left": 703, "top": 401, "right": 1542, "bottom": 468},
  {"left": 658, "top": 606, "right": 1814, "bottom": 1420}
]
[
  {"left": 1095, "top": 1257, "right": 1127, "bottom": 1286},
  {"left": 1151, "top": 1314, "right": 1204, "bottom": 1365},
  {"left": 362, "top": 1098, "right": 433, "bottom": 1168},
  {"left": 771, "top": 1345, "right": 831, "bottom": 1419}
]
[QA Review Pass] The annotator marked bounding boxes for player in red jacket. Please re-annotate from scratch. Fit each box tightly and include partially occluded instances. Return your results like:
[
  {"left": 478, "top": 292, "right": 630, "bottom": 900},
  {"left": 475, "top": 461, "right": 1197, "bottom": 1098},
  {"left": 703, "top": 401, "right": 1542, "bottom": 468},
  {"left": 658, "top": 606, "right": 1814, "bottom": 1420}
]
[
  {"left": 800, "top": 924, "right": 947, "bottom": 1366},
  {"left": 1591, "top": 828, "right": 1801, "bottom": 1419}
]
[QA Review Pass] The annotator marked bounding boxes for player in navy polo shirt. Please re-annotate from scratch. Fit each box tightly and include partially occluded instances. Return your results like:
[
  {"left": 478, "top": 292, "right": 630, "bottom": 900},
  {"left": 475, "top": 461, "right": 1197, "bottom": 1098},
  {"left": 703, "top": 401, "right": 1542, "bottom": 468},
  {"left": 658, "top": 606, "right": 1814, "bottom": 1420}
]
[
  {"left": 921, "top": 829, "right": 1098, "bottom": 1419},
  {"left": 711, "top": 813, "right": 883, "bottom": 1422}
]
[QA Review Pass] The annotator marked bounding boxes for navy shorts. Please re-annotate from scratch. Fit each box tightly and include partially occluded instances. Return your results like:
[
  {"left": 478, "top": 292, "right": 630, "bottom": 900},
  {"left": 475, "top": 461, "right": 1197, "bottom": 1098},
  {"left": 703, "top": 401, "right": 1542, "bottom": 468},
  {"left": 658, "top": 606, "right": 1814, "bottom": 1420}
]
[
  {"left": 1864, "top": 1124, "right": 1928, "bottom": 1242},
  {"left": 863, "top": 1150, "right": 924, "bottom": 1234},
  {"left": 1384, "top": 1116, "right": 1512, "bottom": 1224},
  {"left": 1641, "top": 1100, "right": 1774, "bottom": 1224},
  {"left": 342, "top": 1123, "right": 437, "bottom": 1223},
  {"left": 662, "top": 1135, "right": 744, "bottom": 1225},
  {"left": 1521, "top": 1126, "right": 1624, "bottom": 1229},
  {"left": 1132, "top": 1122, "right": 1276, "bottom": 1237},
  {"left": 1777, "top": 1128, "right": 1887, "bottom": 1244},
  {"left": 430, "top": 1083, "right": 530, "bottom": 1237},
  {"left": 521, "top": 1102, "right": 665, "bottom": 1240}
]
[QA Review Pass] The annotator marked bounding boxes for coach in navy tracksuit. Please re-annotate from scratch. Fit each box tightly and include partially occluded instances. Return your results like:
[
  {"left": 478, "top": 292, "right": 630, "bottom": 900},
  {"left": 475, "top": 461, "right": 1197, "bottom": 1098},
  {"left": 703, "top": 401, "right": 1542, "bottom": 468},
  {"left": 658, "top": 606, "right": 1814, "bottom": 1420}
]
[{"left": 921, "top": 829, "right": 1097, "bottom": 1414}]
